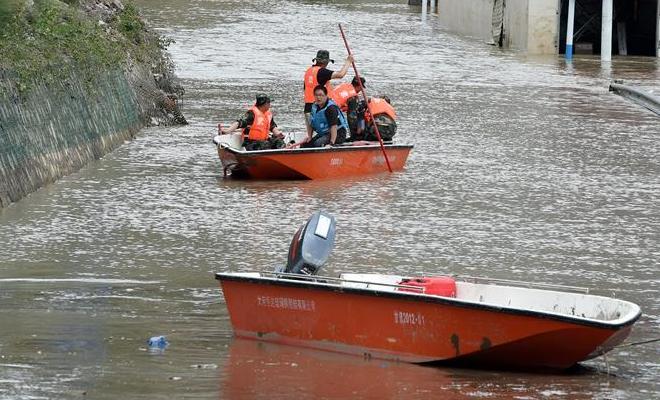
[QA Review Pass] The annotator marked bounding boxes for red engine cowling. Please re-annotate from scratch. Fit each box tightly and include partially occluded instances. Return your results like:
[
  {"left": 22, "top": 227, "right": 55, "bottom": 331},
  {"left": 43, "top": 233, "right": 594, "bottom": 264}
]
[{"left": 397, "top": 277, "right": 456, "bottom": 297}]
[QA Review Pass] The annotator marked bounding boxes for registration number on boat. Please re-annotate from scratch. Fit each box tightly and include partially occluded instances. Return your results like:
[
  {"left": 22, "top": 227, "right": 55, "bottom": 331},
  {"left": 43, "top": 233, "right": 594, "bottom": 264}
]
[
  {"left": 257, "top": 295, "right": 316, "bottom": 312},
  {"left": 372, "top": 155, "right": 397, "bottom": 165},
  {"left": 394, "top": 311, "right": 425, "bottom": 326}
]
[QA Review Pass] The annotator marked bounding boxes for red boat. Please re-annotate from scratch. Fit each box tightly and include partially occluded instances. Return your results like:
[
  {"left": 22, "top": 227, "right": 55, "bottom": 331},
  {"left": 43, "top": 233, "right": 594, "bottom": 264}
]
[
  {"left": 215, "top": 134, "right": 413, "bottom": 179},
  {"left": 215, "top": 212, "right": 641, "bottom": 370}
]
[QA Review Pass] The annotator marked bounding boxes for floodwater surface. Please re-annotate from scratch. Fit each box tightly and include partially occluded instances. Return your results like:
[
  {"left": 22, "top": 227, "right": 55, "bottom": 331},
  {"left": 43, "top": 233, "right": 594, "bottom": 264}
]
[{"left": 1, "top": 0, "right": 659, "bottom": 399}]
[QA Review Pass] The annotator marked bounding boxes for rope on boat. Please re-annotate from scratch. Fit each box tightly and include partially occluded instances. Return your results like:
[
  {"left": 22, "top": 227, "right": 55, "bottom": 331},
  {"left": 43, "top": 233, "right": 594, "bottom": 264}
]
[{"left": 615, "top": 337, "right": 660, "bottom": 348}]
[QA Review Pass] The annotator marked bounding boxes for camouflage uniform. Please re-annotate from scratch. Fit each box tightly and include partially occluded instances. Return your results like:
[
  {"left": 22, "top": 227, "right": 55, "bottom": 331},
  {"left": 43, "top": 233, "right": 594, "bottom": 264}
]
[
  {"left": 347, "top": 98, "right": 397, "bottom": 142},
  {"left": 244, "top": 136, "right": 285, "bottom": 151},
  {"left": 365, "top": 114, "right": 397, "bottom": 141}
]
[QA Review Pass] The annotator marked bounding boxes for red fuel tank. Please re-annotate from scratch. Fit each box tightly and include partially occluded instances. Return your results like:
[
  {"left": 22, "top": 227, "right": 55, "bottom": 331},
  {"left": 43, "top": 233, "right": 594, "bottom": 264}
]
[{"left": 397, "top": 277, "right": 456, "bottom": 297}]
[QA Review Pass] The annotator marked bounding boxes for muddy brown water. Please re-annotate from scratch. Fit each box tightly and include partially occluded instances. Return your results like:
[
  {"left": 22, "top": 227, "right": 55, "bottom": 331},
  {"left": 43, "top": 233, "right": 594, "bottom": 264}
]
[{"left": 1, "top": 0, "right": 659, "bottom": 398}]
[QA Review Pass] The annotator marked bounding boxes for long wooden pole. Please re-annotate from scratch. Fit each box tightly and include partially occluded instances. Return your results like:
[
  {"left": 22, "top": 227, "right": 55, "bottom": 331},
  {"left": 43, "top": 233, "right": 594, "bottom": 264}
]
[{"left": 338, "top": 23, "right": 393, "bottom": 173}]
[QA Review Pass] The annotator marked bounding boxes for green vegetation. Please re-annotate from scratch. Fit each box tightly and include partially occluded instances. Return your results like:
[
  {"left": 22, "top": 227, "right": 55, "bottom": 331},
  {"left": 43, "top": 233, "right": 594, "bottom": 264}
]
[
  {"left": 0, "top": 0, "right": 173, "bottom": 94},
  {"left": 0, "top": 1, "right": 25, "bottom": 39}
]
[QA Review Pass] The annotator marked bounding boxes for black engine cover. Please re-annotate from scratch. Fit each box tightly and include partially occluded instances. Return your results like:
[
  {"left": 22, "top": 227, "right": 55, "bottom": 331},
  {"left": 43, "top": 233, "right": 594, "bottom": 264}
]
[{"left": 284, "top": 211, "right": 336, "bottom": 275}]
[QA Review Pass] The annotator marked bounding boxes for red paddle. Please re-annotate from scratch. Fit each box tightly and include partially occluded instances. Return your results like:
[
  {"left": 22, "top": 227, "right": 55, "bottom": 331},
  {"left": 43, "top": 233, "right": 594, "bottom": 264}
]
[{"left": 338, "top": 23, "right": 393, "bottom": 173}]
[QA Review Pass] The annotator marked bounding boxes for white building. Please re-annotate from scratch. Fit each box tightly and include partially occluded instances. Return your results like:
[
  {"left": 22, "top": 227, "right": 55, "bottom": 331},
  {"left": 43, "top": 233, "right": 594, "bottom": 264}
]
[{"left": 416, "top": 0, "right": 660, "bottom": 57}]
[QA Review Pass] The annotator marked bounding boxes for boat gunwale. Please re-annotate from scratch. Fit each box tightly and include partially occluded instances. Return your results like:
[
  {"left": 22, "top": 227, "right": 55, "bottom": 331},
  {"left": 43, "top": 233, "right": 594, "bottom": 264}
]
[
  {"left": 215, "top": 272, "right": 641, "bottom": 330},
  {"left": 218, "top": 143, "right": 414, "bottom": 157}
]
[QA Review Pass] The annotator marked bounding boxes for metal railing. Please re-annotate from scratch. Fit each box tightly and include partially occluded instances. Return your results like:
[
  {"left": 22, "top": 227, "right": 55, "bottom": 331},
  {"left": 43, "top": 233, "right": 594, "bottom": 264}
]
[
  {"left": 455, "top": 275, "right": 590, "bottom": 294},
  {"left": 609, "top": 83, "right": 660, "bottom": 116},
  {"left": 253, "top": 271, "right": 591, "bottom": 294},
  {"left": 258, "top": 271, "right": 425, "bottom": 293}
]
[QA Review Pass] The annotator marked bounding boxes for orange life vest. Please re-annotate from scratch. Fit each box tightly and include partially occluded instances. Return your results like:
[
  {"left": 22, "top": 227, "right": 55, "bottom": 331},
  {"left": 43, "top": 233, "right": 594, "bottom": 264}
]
[
  {"left": 329, "top": 82, "right": 357, "bottom": 111},
  {"left": 244, "top": 105, "right": 272, "bottom": 141},
  {"left": 365, "top": 97, "right": 397, "bottom": 123},
  {"left": 304, "top": 66, "right": 332, "bottom": 103}
]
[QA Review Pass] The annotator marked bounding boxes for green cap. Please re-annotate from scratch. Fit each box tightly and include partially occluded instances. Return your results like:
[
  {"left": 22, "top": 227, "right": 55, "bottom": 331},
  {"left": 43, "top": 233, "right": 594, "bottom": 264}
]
[
  {"left": 255, "top": 93, "right": 272, "bottom": 106},
  {"left": 313, "top": 50, "right": 334, "bottom": 64}
]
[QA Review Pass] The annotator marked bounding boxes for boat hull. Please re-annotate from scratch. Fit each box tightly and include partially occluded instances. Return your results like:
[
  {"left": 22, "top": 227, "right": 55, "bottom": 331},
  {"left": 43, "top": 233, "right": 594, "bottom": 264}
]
[
  {"left": 218, "top": 144, "right": 413, "bottom": 179},
  {"left": 217, "top": 275, "right": 637, "bottom": 370}
]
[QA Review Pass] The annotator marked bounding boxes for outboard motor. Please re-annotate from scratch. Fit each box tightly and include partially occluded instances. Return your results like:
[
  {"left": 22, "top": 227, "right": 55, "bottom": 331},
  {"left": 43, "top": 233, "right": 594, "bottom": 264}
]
[{"left": 281, "top": 211, "right": 336, "bottom": 275}]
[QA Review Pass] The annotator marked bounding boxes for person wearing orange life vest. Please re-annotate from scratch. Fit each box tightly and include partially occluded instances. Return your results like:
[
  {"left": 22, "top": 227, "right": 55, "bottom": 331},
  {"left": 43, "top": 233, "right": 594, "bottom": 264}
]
[
  {"left": 350, "top": 95, "right": 398, "bottom": 142},
  {"left": 303, "top": 50, "right": 353, "bottom": 126},
  {"left": 330, "top": 76, "right": 365, "bottom": 112},
  {"left": 220, "top": 94, "right": 285, "bottom": 151},
  {"left": 334, "top": 76, "right": 367, "bottom": 138}
]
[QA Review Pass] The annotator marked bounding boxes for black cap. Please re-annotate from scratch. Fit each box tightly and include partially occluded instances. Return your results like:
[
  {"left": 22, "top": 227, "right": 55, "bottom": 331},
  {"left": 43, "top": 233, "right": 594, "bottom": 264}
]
[
  {"left": 351, "top": 76, "right": 366, "bottom": 88},
  {"left": 313, "top": 50, "right": 334, "bottom": 64},
  {"left": 255, "top": 93, "right": 271, "bottom": 106}
]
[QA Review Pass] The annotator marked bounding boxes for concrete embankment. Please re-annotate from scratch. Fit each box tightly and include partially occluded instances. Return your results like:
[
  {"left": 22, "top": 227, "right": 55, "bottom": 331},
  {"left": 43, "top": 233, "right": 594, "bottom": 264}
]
[
  {"left": 0, "top": 0, "right": 186, "bottom": 207},
  {"left": 0, "top": 71, "right": 140, "bottom": 208}
]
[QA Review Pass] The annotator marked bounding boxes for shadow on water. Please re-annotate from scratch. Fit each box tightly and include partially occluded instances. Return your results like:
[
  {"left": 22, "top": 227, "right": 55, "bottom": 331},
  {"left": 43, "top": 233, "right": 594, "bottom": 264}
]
[
  {"left": 215, "top": 172, "right": 401, "bottom": 197},
  {"left": 220, "top": 338, "right": 622, "bottom": 400}
]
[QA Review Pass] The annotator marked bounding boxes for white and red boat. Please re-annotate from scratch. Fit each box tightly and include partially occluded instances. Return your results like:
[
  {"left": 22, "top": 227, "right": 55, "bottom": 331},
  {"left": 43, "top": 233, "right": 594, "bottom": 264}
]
[{"left": 216, "top": 212, "right": 641, "bottom": 370}]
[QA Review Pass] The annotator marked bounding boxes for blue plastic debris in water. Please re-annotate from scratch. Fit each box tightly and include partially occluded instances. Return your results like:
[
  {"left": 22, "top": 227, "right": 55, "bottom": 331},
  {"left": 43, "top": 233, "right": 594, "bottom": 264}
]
[{"left": 147, "top": 336, "right": 168, "bottom": 349}]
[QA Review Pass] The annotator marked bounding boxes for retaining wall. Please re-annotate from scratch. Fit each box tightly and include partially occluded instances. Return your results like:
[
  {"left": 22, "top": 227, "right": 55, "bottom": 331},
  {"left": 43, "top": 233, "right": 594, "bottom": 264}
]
[{"left": 0, "top": 70, "right": 142, "bottom": 207}]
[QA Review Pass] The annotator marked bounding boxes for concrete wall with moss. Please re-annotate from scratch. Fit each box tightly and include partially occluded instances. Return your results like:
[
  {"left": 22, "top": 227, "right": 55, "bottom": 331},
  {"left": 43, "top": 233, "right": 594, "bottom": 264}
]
[
  {"left": 0, "top": 70, "right": 142, "bottom": 207},
  {"left": 0, "top": 0, "right": 185, "bottom": 207}
]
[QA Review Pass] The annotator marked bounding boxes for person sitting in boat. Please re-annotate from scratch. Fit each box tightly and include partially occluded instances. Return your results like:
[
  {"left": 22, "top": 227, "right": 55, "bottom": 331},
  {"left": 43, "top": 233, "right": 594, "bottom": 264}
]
[
  {"left": 348, "top": 95, "right": 397, "bottom": 142},
  {"left": 302, "top": 85, "right": 348, "bottom": 148},
  {"left": 219, "top": 94, "right": 285, "bottom": 151},
  {"left": 335, "top": 76, "right": 368, "bottom": 138},
  {"left": 304, "top": 50, "right": 353, "bottom": 128}
]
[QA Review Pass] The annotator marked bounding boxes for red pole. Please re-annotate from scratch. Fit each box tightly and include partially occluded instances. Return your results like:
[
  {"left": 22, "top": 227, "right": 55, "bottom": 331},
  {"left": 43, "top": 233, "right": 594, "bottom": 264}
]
[{"left": 338, "top": 23, "right": 393, "bottom": 173}]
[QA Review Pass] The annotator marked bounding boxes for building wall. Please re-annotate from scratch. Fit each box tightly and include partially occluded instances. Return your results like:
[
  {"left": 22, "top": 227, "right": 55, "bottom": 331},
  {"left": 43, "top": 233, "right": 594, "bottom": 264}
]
[
  {"left": 432, "top": 0, "right": 559, "bottom": 54},
  {"left": 436, "top": 0, "right": 493, "bottom": 41},
  {"left": 526, "top": 0, "right": 558, "bottom": 54},
  {"left": 504, "top": 0, "right": 529, "bottom": 50}
]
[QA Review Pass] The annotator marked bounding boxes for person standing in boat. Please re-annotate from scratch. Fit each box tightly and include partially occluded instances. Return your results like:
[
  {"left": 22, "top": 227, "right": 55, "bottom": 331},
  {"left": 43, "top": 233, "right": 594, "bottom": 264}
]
[
  {"left": 219, "top": 94, "right": 285, "bottom": 151},
  {"left": 302, "top": 85, "right": 348, "bottom": 148},
  {"left": 304, "top": 50, "right": 353, "bottom": 127}
]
